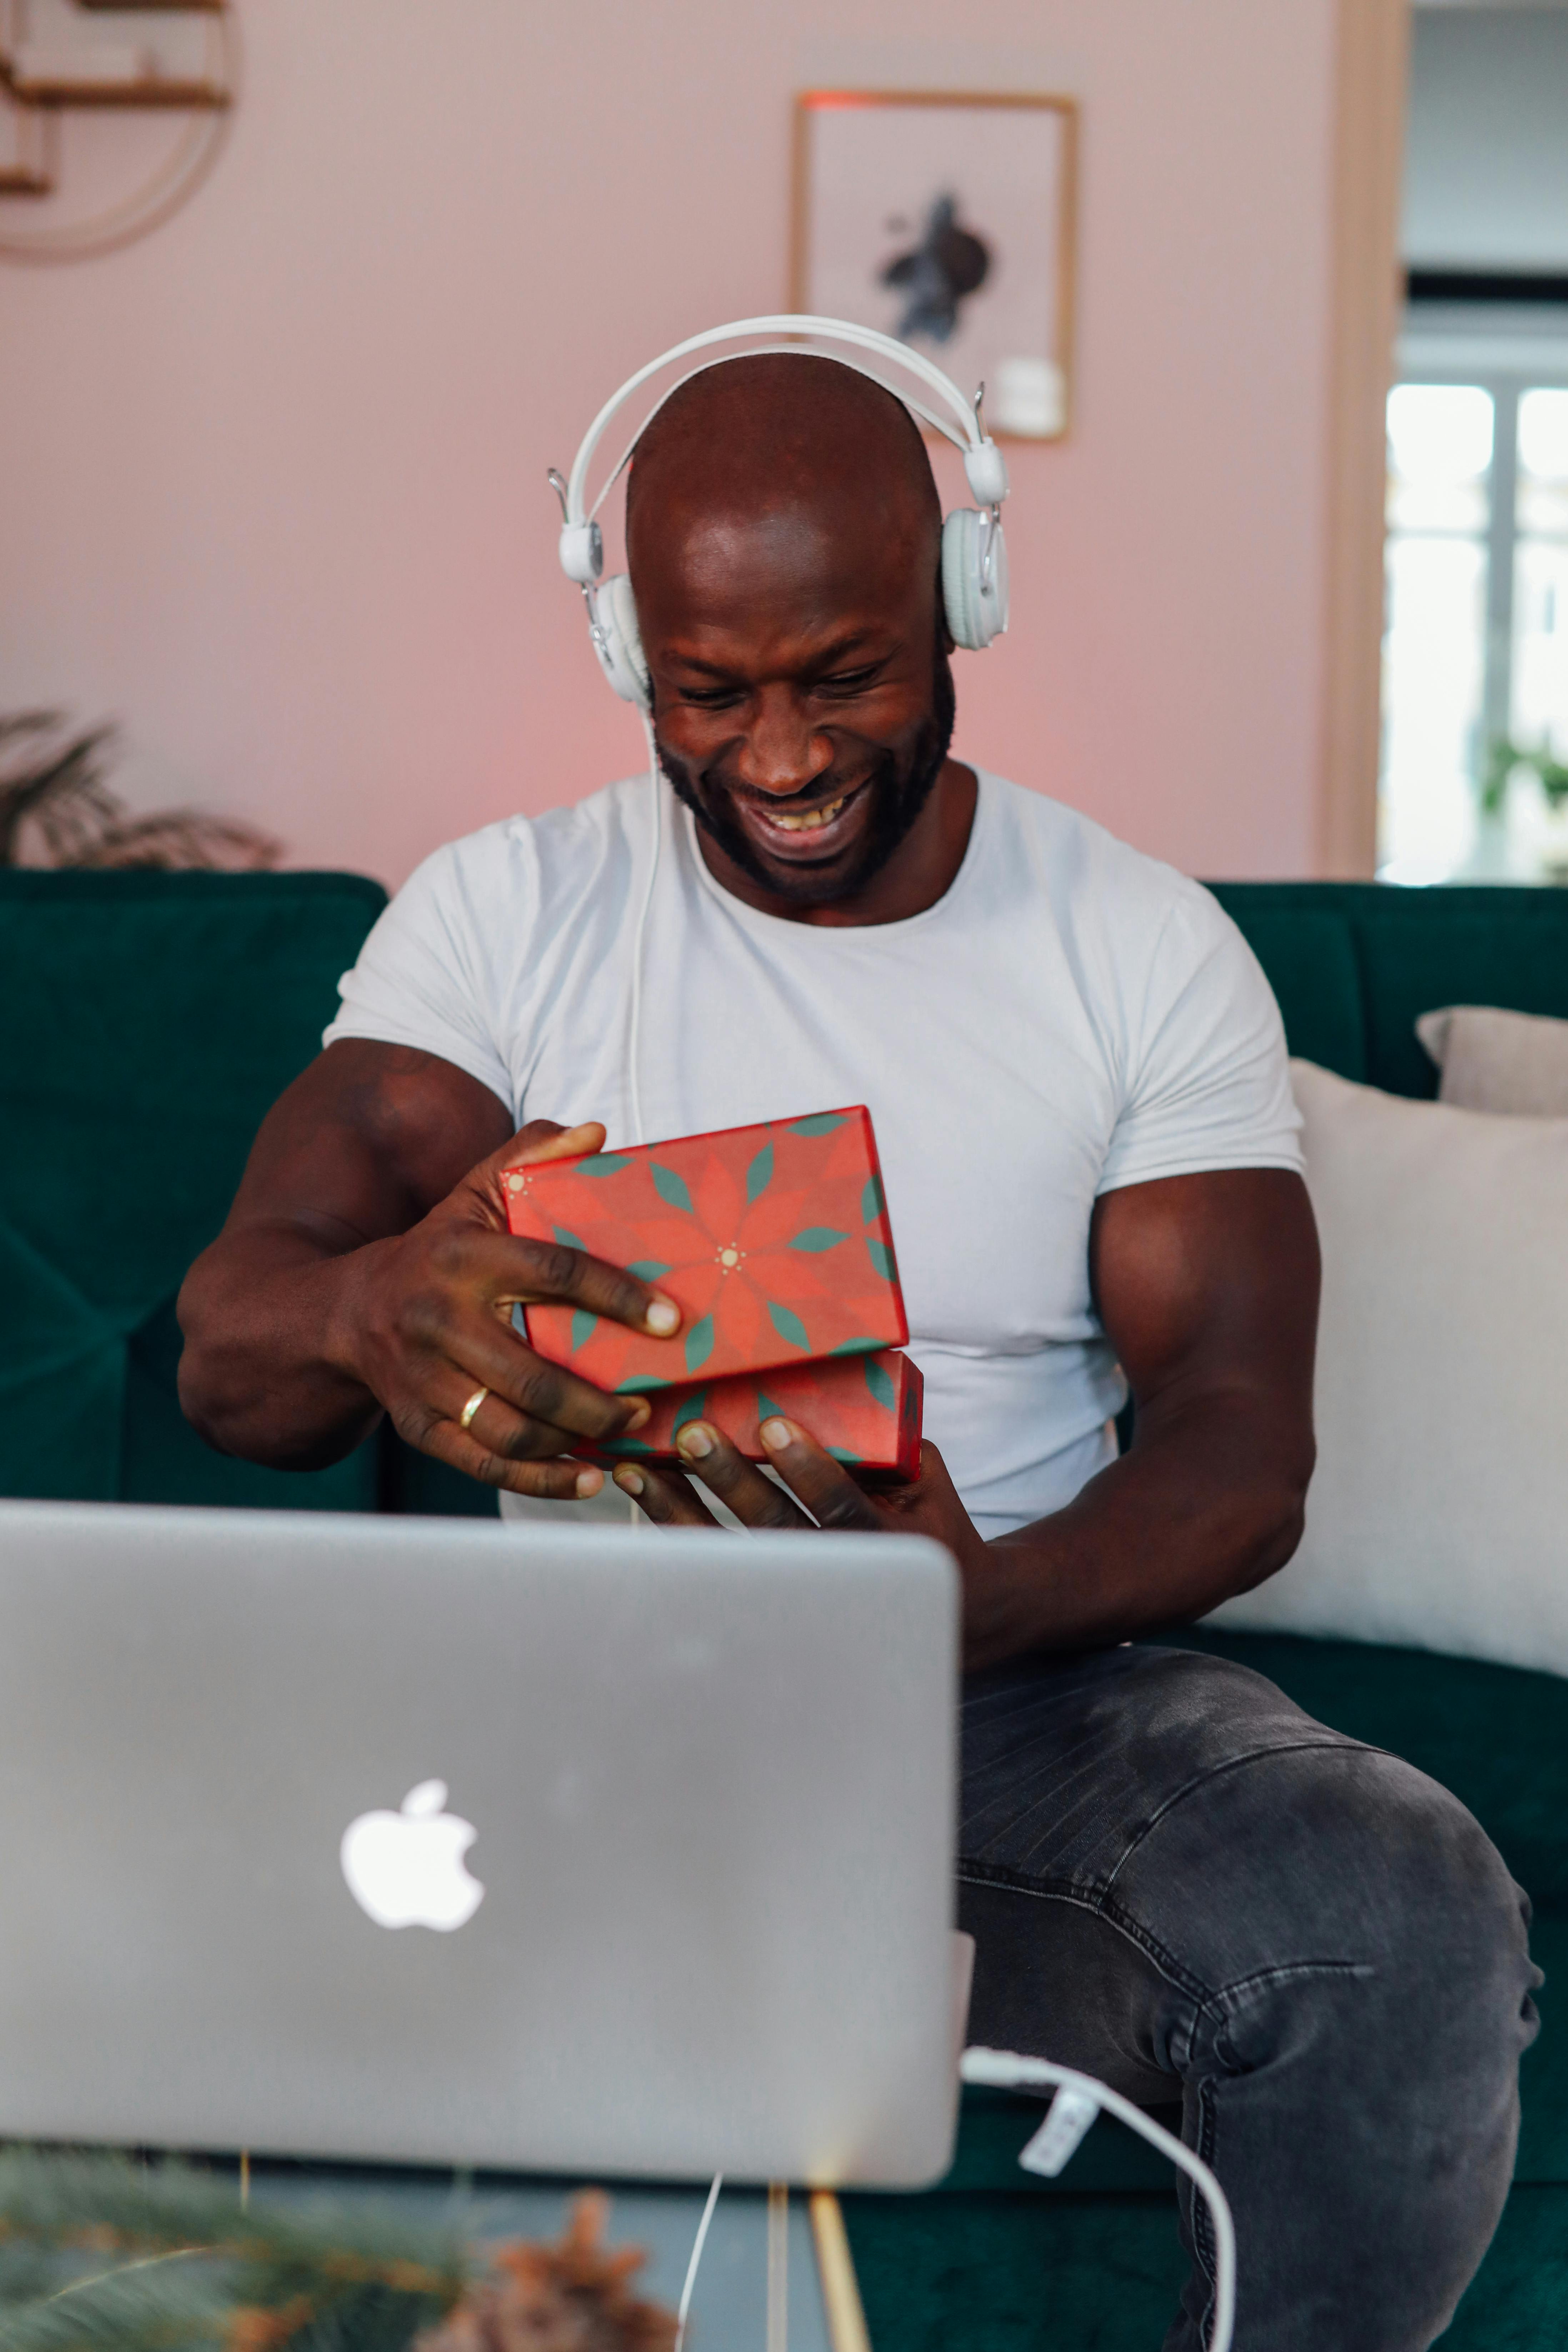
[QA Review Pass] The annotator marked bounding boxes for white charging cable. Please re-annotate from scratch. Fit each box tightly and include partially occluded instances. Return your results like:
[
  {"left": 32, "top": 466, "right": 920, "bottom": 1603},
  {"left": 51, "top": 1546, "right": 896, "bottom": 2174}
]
[
  {"left": 961, "top": 2048, "right": 1236, "bottom": 2352},
  {"left": 673, "top": 2170, "right": 723, "bottom": 2352}
]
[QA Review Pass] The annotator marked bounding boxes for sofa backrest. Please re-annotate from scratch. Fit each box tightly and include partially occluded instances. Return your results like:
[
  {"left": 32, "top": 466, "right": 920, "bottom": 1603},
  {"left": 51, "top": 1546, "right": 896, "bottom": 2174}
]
[
  {"left": 7, "top": 867, "right": 1568, "bottom": 1513},
  {"left": 0, "top": 870, "right": 393, "bottom": 1512},
  {"left": 1208, "top": 881, "right": 1568, "bottom": 1097}
]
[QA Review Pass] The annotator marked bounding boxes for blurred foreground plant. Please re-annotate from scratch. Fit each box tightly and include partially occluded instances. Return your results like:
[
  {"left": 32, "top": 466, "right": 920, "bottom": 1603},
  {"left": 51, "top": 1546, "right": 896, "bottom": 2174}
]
[
  {"left": 0, "top": 2150, "right": 674, "bottom": 2352},
  {"left": 0, "top": 713, "right": 279, "bottom": 870}
]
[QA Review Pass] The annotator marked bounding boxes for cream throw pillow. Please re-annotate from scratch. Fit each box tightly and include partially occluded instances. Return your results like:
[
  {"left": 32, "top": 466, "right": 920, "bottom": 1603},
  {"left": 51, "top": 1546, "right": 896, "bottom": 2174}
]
[
  {"left": 1416, "top": 1003, "right": 1568, "bottom": 1115},
  {"left": 1205, "top": 1059, "right": 1568, "bottom": 1675}
]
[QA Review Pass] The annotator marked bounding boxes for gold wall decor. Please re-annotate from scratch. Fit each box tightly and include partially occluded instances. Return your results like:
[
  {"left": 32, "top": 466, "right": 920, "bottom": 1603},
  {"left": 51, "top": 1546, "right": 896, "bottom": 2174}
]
[
  {"left": 0, "top": 0, "right": 235, "bottom": 261},
  {"left": 792, "top": 91, "right": 1078, "bottom": 442}
]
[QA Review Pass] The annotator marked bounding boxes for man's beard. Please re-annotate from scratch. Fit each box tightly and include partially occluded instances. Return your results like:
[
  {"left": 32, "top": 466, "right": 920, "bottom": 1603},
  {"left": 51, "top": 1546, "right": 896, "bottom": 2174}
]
[{"left": 655, "top": 641, "right": 957, "bottom": 909}]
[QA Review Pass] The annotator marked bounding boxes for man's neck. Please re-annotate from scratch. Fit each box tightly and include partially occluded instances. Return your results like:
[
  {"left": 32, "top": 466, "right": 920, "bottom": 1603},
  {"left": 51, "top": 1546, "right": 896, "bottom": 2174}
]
[{"left": 688, "top": 758, "right": 979, "bottom": 929}]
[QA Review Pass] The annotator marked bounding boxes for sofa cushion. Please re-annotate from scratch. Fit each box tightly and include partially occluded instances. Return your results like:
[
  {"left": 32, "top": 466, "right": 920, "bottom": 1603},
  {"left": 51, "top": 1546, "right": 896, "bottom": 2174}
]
[
  {"left": 1417, "top": 1004, "right": 1568, "bottom": 1115},
  {"left": 1206, "top": 1062, "right": 1568, "bottom": 1678}
]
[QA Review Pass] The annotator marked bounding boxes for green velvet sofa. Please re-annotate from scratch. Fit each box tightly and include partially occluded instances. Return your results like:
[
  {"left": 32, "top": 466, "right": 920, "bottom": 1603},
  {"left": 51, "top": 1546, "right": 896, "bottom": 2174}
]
[{"left": 4, "top": 868, "right": 1567, "bottom": 2347}]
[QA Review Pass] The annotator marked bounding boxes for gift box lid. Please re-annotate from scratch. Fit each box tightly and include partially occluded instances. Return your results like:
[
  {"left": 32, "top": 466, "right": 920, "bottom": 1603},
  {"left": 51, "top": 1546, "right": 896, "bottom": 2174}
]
[{"left": 504, "top": 1105, "right": 907, "bottom": 1393}]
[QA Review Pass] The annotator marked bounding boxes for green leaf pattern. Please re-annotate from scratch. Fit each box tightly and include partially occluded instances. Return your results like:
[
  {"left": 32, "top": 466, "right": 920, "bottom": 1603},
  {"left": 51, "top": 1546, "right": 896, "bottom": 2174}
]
[
  {"left": 553, "top": 1118, "right": 901, "bottom": 1391},
  {"left": 767, "top": 1301, "right": 810, "bottom": 1351},
  {"left": 685, "top": 1314, "right": 714, "bottom": 1373},
  {"left": 651, "top": 1163, "right": 694, "bottom": 1213}
]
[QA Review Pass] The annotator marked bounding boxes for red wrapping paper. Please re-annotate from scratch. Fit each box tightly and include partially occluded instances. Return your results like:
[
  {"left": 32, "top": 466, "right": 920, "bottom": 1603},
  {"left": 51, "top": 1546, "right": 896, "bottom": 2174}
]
[
  {"left": 595, "top": 1350, "right": 923, "bottom": 1483},
  {"left": 503, "top": 1106, "right": 907, "bottom": 1392}
]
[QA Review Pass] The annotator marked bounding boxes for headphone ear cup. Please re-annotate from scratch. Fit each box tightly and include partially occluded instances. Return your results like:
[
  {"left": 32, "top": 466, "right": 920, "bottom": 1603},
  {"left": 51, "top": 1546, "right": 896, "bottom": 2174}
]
[
  {"left": 941, "top": 508, "right": 1010, "bottom": 651},
  {"left": 589, "top": 572, "right": 651, "bottom": 706}
]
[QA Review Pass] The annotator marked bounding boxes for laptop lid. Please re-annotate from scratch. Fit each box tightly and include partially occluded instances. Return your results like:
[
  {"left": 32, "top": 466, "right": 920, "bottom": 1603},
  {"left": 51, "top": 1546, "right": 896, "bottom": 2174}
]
[{"left": 0, "top": 1501, "right": 958, "bottom": 2187}]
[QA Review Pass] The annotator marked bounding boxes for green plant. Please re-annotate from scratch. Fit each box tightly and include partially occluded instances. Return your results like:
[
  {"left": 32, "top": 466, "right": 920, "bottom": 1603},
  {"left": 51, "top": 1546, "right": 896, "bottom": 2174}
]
[
  {"left": 0, "top": 2149, "right": 675, "bottom": 2352},
  {"left": 1481, "top": 735, "right": 1568, "bottom": 817},
  {"left": 0, "top": 712, "right": 279, "bottom": 870}
]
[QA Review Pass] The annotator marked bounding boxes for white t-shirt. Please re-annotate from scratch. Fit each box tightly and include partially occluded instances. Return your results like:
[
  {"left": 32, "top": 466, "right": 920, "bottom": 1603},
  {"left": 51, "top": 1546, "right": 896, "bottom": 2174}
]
[{"left": 325, "top": 771, "right": 1303, "bottom": 1538}]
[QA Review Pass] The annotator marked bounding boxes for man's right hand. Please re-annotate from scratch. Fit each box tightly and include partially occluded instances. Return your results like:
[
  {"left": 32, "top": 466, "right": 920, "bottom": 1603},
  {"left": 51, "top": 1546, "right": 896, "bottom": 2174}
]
[
  {"left": 177, "top": 1043, "right": 681, "bottom": 1497},
  {"left": 332, "top": 1119, "right": 681, "bottom": 1498}
]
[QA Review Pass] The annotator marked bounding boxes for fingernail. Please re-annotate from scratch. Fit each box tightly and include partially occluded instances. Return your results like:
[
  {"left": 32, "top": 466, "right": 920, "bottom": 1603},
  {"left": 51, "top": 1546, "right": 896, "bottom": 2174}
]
[
  {"left": 624, "top": 1399, "right": 652, "bottom": 1431},
  {"left": 575, "top": 1467, "right": 603, "bottom": 1498},
  {"left": 676, "top": 1422, "right": 714, "bottom": 1461},
  {"left": 645, "top": 1298, "right": 680, "bottom": 1336},
  {"left": 760, "top": 1418, "right": 793, "bottom": 1451},
  {"left": 614, "top": 1466, "right": 645, "bottom": 1496}
]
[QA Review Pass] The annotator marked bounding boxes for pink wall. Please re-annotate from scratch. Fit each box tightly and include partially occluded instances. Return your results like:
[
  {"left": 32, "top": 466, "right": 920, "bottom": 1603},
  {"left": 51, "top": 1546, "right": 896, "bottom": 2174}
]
[{"left": 0, "top": 1, "right": 1337, "bottom": 888}]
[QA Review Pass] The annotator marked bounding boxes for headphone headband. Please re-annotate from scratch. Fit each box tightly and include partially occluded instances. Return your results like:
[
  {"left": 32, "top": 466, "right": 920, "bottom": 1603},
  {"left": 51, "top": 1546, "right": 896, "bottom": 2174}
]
[
  {"left": 551, "top": 311, "right": 1012, "bottom": 686},
  {"left": 560, "top": 314, "right": 1009, "bottom": 546}
]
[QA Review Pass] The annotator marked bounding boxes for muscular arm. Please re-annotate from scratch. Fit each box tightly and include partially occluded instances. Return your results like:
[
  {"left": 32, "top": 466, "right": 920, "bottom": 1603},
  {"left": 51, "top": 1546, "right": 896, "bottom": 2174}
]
[
  {"left": 613, "top": 1167, "right": 1320, "bottom": 1670},
  {"left": 177, "top": 1040, "right": 677, "bottom": 1492},
  {"left": 965, "top": 1166, "right": 1319, "bottom": 1665}
]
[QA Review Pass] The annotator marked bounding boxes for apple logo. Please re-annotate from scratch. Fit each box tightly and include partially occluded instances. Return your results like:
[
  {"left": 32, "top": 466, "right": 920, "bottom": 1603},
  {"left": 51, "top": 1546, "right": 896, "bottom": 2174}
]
[{"left": 339, "top": 1779, "right": 485, "bottom": 1931}]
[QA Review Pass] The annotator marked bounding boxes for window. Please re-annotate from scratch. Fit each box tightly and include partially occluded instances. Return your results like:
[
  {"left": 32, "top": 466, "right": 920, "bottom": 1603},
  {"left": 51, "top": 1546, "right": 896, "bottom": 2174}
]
[{"left": 1379, "top": 321, "right": 1568, "bottom": 884}]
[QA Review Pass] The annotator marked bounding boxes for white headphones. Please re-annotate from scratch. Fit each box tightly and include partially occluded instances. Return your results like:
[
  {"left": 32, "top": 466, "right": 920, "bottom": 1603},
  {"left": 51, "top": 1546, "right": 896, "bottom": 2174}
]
[{"left": 548, "top": 314, "right": 1011, "bottom": 709}]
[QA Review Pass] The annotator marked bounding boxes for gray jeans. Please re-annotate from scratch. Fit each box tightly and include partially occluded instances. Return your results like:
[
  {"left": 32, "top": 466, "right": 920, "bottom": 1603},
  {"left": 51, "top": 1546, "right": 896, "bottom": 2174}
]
[{"left": 957, "top": 1642, "right": 1541, "bottom": 2352}]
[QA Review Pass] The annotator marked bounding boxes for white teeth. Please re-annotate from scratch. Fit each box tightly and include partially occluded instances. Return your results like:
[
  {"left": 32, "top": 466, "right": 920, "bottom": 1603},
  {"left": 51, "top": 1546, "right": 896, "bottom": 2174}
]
[{"left": 770, "top": 795, "right": 847, "bottom": 834}]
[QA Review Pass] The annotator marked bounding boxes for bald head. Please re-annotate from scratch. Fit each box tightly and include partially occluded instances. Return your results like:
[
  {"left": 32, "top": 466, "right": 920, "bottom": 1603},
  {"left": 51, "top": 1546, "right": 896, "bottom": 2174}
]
[{"left": 626, "top": 352, "right": 941, "bottom": 590}]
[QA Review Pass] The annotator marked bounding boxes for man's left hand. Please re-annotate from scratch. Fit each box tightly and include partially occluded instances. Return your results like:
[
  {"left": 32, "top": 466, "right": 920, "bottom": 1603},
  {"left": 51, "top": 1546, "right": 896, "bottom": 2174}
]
[{"left": 612, "top": 1418, "right": 985, "bottom": 1576}]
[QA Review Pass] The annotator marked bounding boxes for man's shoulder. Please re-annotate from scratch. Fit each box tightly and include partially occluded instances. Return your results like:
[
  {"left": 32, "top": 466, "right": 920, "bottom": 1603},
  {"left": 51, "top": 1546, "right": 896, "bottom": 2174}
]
[
  {"left": 978, "top": 771, "right": 1219, "bottom": 944},
  {"left": 407, "top": 776, "right": 653, "bottom": 909}
]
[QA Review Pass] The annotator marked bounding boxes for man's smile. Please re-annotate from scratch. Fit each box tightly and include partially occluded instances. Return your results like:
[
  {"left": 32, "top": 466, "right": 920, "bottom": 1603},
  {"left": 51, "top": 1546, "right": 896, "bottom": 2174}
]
[
  {"left": 762, "top": 792, "right": 848, "bottom": 834},
  {"left": 724, "top": 777, "right": 872, "bottom": 862}
]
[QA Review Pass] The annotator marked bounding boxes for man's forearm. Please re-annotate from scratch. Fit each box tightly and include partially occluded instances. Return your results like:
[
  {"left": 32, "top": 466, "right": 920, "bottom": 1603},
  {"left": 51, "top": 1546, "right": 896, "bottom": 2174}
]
[
  {"left": 963, "top": 1393, "right": 1313, "bottom": 1669},
  {"left": 177, "top": 1227, "right": 387, "bottom": 1469}
]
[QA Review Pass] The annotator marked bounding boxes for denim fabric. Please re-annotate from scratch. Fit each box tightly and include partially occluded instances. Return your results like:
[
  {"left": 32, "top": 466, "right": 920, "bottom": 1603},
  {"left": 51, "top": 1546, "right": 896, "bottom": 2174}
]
[{"left": 957, "top": 1643, "right": 1541, "bottom": 2352}]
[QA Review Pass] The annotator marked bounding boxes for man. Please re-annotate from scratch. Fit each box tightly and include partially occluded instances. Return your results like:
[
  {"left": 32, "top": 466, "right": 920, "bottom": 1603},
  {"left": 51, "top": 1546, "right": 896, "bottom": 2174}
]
[{"left": 179, "top": 355, "right": 1536, "bottom": 2351}]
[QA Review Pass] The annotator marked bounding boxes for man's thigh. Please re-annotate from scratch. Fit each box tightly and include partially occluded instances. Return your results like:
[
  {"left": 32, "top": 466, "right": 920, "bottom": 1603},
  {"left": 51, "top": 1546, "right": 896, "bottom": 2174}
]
[
  {"left": 956, "top": 1642, "right": 1357, "bottom": 2097},
  {"left": 959, "top": 1641, "right": 1357, "bottom": 1896},
  {"left": 956, "top": 1640, "right": 1529, "bottom": 2087}
]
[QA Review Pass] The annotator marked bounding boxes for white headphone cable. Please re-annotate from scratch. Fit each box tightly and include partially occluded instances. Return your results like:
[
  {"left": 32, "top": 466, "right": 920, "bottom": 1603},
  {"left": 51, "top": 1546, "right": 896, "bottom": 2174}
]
[
  {"left": 674, "top": 2171, "right": 723, "bottom": 2352},
  {"left": 626, "top": 710, "right": 663, "bottom": 1147}
]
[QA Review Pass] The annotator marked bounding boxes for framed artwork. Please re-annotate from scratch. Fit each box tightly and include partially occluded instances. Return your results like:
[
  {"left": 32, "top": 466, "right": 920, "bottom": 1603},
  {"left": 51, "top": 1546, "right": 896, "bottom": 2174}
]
[{"left": 791, "top": 91, "right": 1077, "bottom": 441}]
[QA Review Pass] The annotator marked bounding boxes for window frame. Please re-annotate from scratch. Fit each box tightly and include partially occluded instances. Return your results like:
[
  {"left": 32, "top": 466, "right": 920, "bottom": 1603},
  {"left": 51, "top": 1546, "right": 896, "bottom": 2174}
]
[{"left": 1385, "top": 303, "right": 1568, "bottom": 873}]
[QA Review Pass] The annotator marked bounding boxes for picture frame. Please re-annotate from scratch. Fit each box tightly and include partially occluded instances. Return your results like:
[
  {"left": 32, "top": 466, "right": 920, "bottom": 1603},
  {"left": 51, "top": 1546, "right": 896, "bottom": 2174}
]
[
  {"left": 791, "top": 90, "right": 1078, "bottom": 442},
  {"left": 0, "top": 82, "right": 52, "bottom": 192}
]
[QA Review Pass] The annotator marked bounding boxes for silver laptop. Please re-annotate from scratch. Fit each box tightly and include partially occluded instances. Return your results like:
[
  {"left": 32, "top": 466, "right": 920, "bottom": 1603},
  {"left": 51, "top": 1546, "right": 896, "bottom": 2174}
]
[{"left": 0, "top": 1500, "right": 959, "bottom": 2187}]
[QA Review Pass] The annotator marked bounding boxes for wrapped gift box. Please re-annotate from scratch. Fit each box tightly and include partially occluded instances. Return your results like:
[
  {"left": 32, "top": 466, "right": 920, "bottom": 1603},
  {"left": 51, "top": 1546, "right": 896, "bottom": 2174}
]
[
  {"left": 595, "top": 1349, "right": 923, "bottom": 1484},
  {"left": 504, "top": 1106, "right": 907, "bottom": 1393}
]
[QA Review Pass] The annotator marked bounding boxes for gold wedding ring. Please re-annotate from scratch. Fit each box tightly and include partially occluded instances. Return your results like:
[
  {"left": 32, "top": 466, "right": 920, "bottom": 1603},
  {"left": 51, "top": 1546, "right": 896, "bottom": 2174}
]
[{"left": 458, "top": 1386, "right": 490, "bottom": 1432}]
